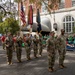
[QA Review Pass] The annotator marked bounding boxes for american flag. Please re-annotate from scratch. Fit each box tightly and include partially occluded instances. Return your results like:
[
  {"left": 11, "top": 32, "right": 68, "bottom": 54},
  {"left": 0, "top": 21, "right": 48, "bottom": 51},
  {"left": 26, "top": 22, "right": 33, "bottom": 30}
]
[{"left": 20, "top": 2, "right": 26, "bottom": 26}]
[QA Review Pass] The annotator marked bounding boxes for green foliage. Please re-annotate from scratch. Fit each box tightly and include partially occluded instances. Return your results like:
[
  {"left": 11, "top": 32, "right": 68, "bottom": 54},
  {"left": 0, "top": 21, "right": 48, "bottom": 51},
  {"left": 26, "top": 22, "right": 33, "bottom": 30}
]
[
  {"left": 0, "top": 17, "right": 20, "bottom": 34},
  {"left": 0, "top": 15, "right": 2, "bottom": 23},
  {"left": 29, "top": 0, "right": 36, "bottom": 4},
  {"left": 0, "top": 22, "right": 6, "bottom": 34}
]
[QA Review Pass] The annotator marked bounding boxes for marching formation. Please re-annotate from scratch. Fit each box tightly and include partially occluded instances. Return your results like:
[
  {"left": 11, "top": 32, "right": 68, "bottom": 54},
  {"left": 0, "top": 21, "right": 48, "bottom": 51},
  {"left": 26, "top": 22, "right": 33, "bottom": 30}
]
[{"left": 0, "top": 29, "right": 67, "bottom": 72}]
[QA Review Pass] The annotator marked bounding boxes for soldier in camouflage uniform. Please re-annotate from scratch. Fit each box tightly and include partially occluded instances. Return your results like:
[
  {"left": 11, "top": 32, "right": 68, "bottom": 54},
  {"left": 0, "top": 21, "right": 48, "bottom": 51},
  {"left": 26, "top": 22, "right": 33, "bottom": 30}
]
[
  {"left": 25, "top": 33, "right": 32, "bottom": 60},
  {"left": 38, "top": 33, "right": 43, "bottom": 56},
  {"left": 16, "top": 32, "right": 22, "bottom": 63},
  {"left": 33, "top": 34, "right": 39, "bottom": 58},
  {"left": 56, "top": 29, "right": 66, "bottom": 69},
  {"left": 47, "top": 31, "right": 56, "bottom": 72},
  {"left": 5, "top": 32, "right": 13, "bottom": 65}
]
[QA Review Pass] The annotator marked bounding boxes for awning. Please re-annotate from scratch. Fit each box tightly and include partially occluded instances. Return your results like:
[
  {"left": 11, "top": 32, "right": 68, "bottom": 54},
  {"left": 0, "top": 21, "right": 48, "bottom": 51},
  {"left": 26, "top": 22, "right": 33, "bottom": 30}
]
[{"left": 21, "top": 22, "right": 50, "bottom": 32}]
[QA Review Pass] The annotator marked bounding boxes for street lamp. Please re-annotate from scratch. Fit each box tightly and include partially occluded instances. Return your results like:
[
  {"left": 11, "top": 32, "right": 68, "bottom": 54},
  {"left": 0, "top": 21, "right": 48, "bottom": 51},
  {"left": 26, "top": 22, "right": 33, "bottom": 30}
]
[
  {"left": 0, "top": 5, "right": 6, "bottom": 16},
  {"left": 0, "top": 5, "right": 6, "bottom": 22},
  {"left": 53, "top": 10, "right": 57, "bottom": 31},
  {"left": 53, "top": 23, "right": 57, "bottom": 31}
]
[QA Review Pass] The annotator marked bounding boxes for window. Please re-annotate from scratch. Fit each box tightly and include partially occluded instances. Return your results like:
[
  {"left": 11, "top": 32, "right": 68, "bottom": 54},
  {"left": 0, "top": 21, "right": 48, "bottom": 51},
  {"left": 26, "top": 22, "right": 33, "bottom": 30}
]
[
  {"left": 41, "top": 1, "right": 48, "bottom": 13},
  {"left": 59, "top": 0, "right": 65, "bottom": 9},
  {"left": 63, "top": 15, "right": 75, "bottom": 33},
  {"left": 72, "top": 0, "right": 75, "bottom": 7}
]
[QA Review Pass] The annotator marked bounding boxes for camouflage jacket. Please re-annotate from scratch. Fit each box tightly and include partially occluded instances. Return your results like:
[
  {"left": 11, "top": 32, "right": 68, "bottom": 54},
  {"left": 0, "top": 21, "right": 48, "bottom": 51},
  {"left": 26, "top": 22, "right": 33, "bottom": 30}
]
[
  {"left": 47, "top": 36, "right": 56, "bottom": 52},
  {"left": 56, "top": 34, "right": 66, "bottom": 49},
  {"left": 5, "top": 36, "right": 13, "bottom": 48}
]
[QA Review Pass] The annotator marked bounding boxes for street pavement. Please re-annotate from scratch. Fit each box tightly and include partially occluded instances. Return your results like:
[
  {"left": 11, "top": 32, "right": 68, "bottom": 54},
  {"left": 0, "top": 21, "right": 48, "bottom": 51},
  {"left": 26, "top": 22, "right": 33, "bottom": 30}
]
[{"left": 0, "top": 46, "right": 75, "bottom": 75}]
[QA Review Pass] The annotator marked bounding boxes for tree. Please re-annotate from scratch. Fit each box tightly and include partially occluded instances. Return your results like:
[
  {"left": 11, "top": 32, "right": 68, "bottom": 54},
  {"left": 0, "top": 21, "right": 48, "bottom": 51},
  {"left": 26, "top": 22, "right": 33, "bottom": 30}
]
[
  {"left": 28, "top": 0, "right": 61, "bottom": 12},
  {"left": 0, "top": 17, "right": 20, "bottom": 34},
  {"left": 14, "top": 0, "right": 61, "bottom": 12},
  {"left": 0, "top": 22, "right": 4, "bottom": 33}
]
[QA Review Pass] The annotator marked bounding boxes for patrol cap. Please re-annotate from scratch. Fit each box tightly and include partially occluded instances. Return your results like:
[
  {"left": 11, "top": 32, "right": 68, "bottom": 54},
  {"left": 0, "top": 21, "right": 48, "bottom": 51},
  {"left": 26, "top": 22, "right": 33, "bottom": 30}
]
[{"left": 51, "top": 31, "right": 55, "bottom": 34}]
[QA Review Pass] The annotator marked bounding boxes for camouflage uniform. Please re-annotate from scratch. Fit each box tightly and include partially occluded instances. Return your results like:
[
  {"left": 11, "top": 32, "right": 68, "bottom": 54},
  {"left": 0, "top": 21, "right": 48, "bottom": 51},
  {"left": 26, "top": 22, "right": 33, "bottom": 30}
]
[
  {"left": 38, "top": 34, "right": 43, "bottom": 56},
  {"left": 56, "top": 32, "right": 66, "bottom": 66},
  {"left": 5, "top": 33, "right": 13, "bottom": 65},
  {"left": 46, "top": 31, "right": 56, "bottom": 71},
  {"left": 16, "top": 35, "right": 22, "bottom": 62},
  {"left": 33, "top": 35, "right": 39, "bottom": 58},
  {"left": 25, "top": 34, "right": 32, "bottom": 60}
]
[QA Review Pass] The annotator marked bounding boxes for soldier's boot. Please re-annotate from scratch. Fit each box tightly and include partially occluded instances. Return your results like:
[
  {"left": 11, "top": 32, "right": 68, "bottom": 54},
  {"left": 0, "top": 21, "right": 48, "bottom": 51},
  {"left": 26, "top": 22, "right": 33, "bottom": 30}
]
[
  {"left": 48, "top": 67, "right": 54, "bottom": 72},
  {"left": 18, "top": 59, "right": 22, "bottom": 63},
  {"left": 27, "top": 57, "right": 31, "bottom": 61},
  {"left": 59, "top": 64, "right": 66, "bottom": 69},
  {"left": 34, "top": 54, "right": 38, "bottom": 58},
  {"left": 9, "top": 62, "right": 13, "bottom": 65},
  {"left": 29, "top": 57, "right": 31, "bottom": 60},
  {"left": 7, "top": 61, "right": 12, "bottom": 65},
  {"left": 39, "top": 54, "right": 42, "bottom": 57},
  {"left": 34, "top": 56, "right": 38, "bottom": 58},
  {"left": 7, "top": 62, "right": 10, "bottom": 65},
  {"left": 9, "top": 60, "right": 13, "bottom": 65}
]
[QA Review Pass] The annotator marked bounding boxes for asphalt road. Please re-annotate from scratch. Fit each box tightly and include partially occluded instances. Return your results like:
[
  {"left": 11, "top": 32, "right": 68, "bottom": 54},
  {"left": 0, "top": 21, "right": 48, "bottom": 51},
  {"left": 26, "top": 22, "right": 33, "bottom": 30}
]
[{"left": 0, "top": 46, "right": 75, "bottom": 75}]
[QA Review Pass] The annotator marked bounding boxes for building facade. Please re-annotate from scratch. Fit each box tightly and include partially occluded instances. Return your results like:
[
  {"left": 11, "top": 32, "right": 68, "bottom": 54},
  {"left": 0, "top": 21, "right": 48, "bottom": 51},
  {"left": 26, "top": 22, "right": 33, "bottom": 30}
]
[
  {"left": 22, "top": 0, "right": 75, "bottom": 35},
  {"left": 0, "top": 0, "right": 75, "bottom": 35}
]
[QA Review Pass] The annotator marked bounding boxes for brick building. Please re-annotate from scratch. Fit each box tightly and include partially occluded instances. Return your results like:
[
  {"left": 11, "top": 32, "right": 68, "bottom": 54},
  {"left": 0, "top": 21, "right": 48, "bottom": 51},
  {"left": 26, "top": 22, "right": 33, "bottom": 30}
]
[
  {"left": 21, "top": 0, "right": 75, "bottom": 35},
  {"left": 21, "top": 0, "right": 75, "bottom": 15},
  {"left": 0, "top": 0, "right": 75, "bottom": 35}
]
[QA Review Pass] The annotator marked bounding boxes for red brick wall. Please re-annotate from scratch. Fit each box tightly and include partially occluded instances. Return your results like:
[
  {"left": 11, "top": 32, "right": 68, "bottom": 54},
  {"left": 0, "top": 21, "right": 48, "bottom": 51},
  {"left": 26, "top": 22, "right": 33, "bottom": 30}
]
[
  {"left": 65, "top": 0, "right": 72, "bottom": 8},
  {"left": 20, "top": 0, "right": 72, "bottom": 16}
]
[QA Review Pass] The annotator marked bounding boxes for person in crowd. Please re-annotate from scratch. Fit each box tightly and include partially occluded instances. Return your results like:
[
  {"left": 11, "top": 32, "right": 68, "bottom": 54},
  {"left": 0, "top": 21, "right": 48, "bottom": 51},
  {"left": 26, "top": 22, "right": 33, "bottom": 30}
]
[
  {"left": 1, "top": 34, "right": 6, "bottom": 50},
  {"left": 38, "top": 33, "right": 43, "bottom": 56},
  {"left": 47, "top": 31, "right": 56, "bottom": 72},
  {"left": 13, "top": 35, "right": 17, "bottom": 51},
  {"left": 16, "top": 32, "right": 23, "bottom": 63},
  {"left": 33, "top": 34, "right": 39, "bottom": 58},
  {"left": 25, "top": 33, "right": 32, "bottom": 60},
  {"left": 56, "top": 29, "right": 66, "bottom": 69},
  {"left": 5, "top": 32, "right": 13, "bottom": 65}
]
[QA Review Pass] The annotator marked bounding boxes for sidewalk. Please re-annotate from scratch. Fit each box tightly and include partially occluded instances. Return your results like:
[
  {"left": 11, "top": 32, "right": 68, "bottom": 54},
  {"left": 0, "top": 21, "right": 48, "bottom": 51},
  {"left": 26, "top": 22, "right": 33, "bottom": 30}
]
[{"left": 0, "top": 46, "right": 75, "bottom": 75}]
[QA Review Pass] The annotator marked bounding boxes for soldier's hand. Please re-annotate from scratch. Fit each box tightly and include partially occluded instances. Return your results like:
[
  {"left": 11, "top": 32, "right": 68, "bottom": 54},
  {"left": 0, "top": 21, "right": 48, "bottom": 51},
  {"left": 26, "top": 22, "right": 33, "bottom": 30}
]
[{"left": 6, "top": 45, "right": 9, "bottom": 47}]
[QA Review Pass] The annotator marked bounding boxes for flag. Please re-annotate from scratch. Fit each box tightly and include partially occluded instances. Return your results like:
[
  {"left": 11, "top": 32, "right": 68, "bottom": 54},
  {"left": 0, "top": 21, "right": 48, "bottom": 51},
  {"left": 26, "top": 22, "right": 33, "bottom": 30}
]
[
  {"left": 28, "top": 5, "right": 33, "bottom": 25},
  {"left": 37, "top": 23, "right": 42, "bottom": 33},
  {"left": 20, "top": 2, "right": 26, "bottom": 26},
  {"left": 36, "top": 9, "right": 42, "bottom": 33}
]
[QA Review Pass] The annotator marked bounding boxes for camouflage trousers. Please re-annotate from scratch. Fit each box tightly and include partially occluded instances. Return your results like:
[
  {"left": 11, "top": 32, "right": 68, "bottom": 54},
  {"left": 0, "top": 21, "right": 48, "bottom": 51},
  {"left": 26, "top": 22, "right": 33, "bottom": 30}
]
[
  {"left": 6, "top": 47, "right": 13, "bottom": 63},
  {"left": 33, "top": 45, "right": 38, "bottom": 57},
  {"left": 48, "top": 51, "right": 55, "bottom": 68},
  {"left": 39, "top": 45, "right": 43, "bottom": 55},
  {"left": 13, "top": 42, "right": 16, "bottom": 51},
  {"left": 16, "top": 47, "right": 22, "bottom": 61},
  {"left": 25, "top": 46, "right": 31, "bottom": 59},
  {"left": 2, "top": 42, "right": 5, "bottom": 50},
  {"left": 58, "top": 48, "right": 66, "bottom": 65}
]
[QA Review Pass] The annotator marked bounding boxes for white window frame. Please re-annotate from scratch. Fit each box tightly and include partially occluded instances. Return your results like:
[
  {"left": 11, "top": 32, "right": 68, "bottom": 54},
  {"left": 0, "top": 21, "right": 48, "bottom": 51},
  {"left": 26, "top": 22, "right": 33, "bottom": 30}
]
[{"left": 63, "top": 15, "right": 75, "bottom": 33}]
